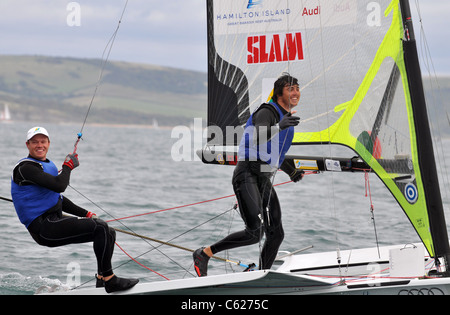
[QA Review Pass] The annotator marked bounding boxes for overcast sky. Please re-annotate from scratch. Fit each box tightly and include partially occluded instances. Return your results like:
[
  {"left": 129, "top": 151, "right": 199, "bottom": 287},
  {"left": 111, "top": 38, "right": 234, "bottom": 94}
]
[{"left": 0, "top": 0, "right": 448, "bottom": 75}]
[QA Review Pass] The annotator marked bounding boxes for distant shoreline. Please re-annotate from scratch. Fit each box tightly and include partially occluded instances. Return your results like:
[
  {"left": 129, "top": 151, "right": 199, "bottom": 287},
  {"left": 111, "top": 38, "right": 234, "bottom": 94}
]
[{"left": 1, "top": 119, "right": 197, "bottom": 131}]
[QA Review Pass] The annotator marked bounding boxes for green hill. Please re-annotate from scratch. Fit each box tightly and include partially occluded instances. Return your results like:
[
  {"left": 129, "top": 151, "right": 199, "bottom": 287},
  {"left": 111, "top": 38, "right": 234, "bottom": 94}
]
[
  {"left": 0, "top": 55, "right": 448, "bottom": 136},
  {"left": 0, "top": 55, "right": 207, "bottom": 126}
]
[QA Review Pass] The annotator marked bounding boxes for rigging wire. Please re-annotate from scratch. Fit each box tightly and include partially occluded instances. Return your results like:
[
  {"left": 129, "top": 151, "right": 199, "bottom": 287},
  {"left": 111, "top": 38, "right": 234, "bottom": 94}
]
[
  {"left": 70, "top": 197, "right": 238, "bottom": 289},
  {"left": 313, "top": 0, "right": 343, "bottom": 282},
  {"left": 295, "top": 1, "right": 348, "bottom": 272},
  {"left": 74, "top": 0, "right": 129, "bottom": 150},
  {"left": 68, "top": 184, "right": 193, "bottom": 281},
  {"left": 112, "top": 204, "right": 247, "bottom": 274},
  {"left": 413, "top": 0, "right": 450, "bottom": 203},
  {"left": 255, "top": 0, "right": 298, "bottom": 263},
  {"left": 65, "top": 176, "right": 315, "bottom": 286},
  {"left": 115, "top": 242, "right": 170, "bottom": 281},
  {"left": 63, "top": 0, "right": 187, "bottom": 286},
  {"left": 365, "top": 171, "right": 381, "bottom": 258}
]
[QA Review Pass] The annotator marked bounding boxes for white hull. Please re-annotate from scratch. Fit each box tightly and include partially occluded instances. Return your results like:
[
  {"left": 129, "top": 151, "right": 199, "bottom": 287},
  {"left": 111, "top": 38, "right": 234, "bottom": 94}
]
[{"left": 41, "top": 243, "right": 450, "bottom": 295}]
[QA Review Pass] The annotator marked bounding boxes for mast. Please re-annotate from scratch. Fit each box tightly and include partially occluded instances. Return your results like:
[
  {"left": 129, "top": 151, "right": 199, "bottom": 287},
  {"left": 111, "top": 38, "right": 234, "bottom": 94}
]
[{"left": 399, "top": 0, "right": 450, "bottom": 275}]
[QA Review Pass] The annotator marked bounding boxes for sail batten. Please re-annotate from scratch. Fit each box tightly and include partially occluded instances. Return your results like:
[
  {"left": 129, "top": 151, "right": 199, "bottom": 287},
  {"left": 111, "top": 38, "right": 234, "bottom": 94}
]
[{"left": 206, "top": 0, "right": 448, "bottom": 265}]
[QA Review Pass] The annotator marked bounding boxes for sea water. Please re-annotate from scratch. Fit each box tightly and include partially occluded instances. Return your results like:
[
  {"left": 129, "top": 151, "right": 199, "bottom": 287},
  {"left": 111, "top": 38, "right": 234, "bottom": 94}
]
[{"left": 0, "top": 121, "right": 449, "bottom": 295}]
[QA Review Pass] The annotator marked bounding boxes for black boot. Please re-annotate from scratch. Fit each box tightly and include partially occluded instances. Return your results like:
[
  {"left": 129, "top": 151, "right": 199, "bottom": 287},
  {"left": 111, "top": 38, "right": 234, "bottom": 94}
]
[
  {"left": 104, "top": 275, "right": 139, "bottom": 293},
  {"left": 193, "top": 247, "right": 210, "bottom": 277},
  {"left": 95, "top": 274, "right": 104, "bottom": 288}
]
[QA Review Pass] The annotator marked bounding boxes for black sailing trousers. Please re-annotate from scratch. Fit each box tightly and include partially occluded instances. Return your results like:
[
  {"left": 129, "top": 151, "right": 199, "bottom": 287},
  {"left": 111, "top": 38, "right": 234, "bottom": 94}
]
[
  {"left": 28, "top": 207, "right": 116, "bottom": 278},
  {"left": 210, "top": 161, "right": 284, "bottom": 270}
]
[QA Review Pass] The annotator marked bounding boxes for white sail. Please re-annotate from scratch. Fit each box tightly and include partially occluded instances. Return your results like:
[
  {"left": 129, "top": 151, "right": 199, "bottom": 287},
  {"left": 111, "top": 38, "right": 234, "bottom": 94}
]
[
  {"left": 4, "top": 104, "right": 11, "bottom": 121},
  {"left": 1, "top": 104, "right": 11, "bottom": 121}
]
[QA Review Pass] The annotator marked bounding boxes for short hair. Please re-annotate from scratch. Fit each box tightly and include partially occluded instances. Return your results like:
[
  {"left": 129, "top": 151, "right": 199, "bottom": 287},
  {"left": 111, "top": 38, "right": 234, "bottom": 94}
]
[{"left": 273, "top": 73, "right": 299, "bottom": 103}]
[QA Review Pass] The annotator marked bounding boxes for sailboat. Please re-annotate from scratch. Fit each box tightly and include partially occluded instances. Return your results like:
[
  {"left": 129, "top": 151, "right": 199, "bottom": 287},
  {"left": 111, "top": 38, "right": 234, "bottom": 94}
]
[
  {"left": 0, "top": 103, "right": 11, "bottom": 122},
  {"left": 46, "top": 0, "right": 450, "bottom": 295}
]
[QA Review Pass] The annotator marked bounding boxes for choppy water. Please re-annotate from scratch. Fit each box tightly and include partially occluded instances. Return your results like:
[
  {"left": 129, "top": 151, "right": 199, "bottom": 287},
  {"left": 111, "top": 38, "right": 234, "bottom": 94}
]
[{"left": 0, "top": 121, "right": 449, "bottom": 295}]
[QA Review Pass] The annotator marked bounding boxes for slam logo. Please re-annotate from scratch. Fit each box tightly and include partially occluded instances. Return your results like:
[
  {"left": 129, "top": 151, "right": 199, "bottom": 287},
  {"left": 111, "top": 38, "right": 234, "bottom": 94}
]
[
  {"left": 248, "top": 32, "right": 304, "bottom": 64},
  {"left": 247, "top": 0, "right": 263, "bottom": 9}
]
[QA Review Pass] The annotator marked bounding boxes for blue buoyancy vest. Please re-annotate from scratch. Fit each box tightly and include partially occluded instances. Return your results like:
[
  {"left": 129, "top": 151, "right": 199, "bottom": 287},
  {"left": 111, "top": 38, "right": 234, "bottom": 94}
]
[
  {"left": 238, "top": 101, "right": 295, "bottom": 169},
  {"left": 11, "top": 157, "right": 62, "bottom": 228}
]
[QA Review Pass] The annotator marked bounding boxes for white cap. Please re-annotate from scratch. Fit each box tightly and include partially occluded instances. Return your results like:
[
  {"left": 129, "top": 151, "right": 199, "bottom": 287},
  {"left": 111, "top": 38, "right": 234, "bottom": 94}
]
[{"left": 26, "top": 127, "right": 50, "bottom": 141}]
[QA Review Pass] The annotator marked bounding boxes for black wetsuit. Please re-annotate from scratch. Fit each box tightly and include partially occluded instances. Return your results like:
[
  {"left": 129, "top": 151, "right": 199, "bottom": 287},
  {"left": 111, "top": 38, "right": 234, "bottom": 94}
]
[
  {"left": 12, "top": 157, "right": 116, "bottom": 278},
  {"left": 210, "top": 105, "right": 297, "bottom": 269}
]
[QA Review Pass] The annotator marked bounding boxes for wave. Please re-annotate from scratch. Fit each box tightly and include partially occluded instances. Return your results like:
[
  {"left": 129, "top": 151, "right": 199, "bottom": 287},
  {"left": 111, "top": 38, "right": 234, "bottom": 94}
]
[{"left": 0, "top": 272, "right": 68, "bottom": 295}]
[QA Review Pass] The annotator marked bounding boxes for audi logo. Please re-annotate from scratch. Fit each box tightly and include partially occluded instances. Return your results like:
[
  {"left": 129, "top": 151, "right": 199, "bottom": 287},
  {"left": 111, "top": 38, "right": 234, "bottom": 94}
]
[{"left": 398, "top": 287, "right": 445, "bottom": 295}]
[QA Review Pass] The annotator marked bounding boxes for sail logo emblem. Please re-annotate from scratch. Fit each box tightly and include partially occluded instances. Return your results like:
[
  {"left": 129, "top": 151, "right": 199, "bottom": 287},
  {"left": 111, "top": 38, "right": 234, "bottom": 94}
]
[
  {"left": 247, "top": 32, "right": 304, "bottom": 64},
  {"left": 405, "top": 183, "right": 418, "bottom": 204},
  {"left": 247, "top": 0, "right": 263, "bottom": 9}
]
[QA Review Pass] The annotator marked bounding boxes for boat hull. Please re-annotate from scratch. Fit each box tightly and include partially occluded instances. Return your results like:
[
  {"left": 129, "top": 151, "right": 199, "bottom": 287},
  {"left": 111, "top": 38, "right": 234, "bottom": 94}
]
[
  {"left": 40, "top": 243, "right": 450, "bottom": 295},
  {"left": 39, "top": 270, "right": 450, "bottom": 295}
]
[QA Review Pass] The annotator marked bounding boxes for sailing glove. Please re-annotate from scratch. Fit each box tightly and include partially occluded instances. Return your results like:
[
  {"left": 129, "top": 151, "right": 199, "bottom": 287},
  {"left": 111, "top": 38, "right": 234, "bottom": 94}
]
[
  {"left": 290, "top": 169, "right": 305, "bottom": 183},
  {"left": 63, "top": 153, "right": 79, "bottom": 170},
  {"left": 278, "top": 113, "right": 300, "bottom": 130},
  {"left": 86, "top": 211, "right": 98, "bottom": 219}
]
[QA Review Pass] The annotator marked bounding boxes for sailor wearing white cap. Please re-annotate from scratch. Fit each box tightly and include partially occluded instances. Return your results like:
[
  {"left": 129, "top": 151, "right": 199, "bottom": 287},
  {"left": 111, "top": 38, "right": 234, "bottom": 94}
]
[{"left": 11, "top": 126, "right": 138, "bottom": 293}]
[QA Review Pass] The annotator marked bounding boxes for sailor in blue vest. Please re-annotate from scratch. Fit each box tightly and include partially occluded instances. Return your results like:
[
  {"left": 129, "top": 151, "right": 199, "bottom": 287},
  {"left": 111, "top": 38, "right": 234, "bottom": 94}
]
[
  {"left": 194, "top": 74, "right": 304, "bottom": 276},
  {"left": 11, "top": 127, "right": 138, "bottom": 293}
]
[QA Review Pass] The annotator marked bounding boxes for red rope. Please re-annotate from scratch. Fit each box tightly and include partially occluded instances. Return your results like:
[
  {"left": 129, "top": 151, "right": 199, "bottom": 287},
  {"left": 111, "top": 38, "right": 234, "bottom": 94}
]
[
  {"left": 364, "top": 171, "right": 375, "bottom": 211},
  {"left": 106, "top": 194, "right": 236, "bottom": 223},
  {"left": 110, "top": 174, "right": 317, "bottom": 280},
  {"left": 106, "top": 180, "right": 299, "bottom": 223},
  {"left": 115, "top": 242, "right": 170, "bottom": 281}
]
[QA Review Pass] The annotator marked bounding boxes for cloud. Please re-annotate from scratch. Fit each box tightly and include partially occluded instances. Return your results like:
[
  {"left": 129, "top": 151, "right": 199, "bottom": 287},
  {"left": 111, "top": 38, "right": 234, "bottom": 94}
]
[
  {"left": 0, "top": 0, "right": 448, "bottom": 74},
  {"left": 0, "top": 0, "right": 208, "bottom": 71}
]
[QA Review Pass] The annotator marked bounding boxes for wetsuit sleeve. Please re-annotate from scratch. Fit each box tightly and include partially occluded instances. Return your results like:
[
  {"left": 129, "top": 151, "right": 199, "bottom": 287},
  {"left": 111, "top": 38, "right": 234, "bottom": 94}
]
[
  {"left": 17, "top": 162, "right": 72, "bottom": 193},
  {"left": 252, "top": 106, "right": 280, "bottom": 145},
  {"left": 62, "top": 196, "right": 89, "bottom": 217}
]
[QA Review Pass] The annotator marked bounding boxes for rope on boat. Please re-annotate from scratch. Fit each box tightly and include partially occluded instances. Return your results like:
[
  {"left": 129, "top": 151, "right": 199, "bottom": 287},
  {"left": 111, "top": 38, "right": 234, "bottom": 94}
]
[
  {"left": 105, "top": 179, "right": 298, "bottom": 223},
  {"left": 114, "top": 228, "right": 254, "bottom": 269},
  {"left": 115, "top": 241, "right": 170, "bottom": 281},
  {"left": 0, "top": 167, "right": 318, "bottom": 282}
]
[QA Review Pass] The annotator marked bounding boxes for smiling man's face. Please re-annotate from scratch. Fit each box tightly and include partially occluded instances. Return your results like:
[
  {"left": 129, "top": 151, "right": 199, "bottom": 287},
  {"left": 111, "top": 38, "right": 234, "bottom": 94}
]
[
  {"left": 26, "top": 134, "right": 50, "bottom": 161},
  {"left": 277, "top": 84, "right": 301, "bottom": 112}
]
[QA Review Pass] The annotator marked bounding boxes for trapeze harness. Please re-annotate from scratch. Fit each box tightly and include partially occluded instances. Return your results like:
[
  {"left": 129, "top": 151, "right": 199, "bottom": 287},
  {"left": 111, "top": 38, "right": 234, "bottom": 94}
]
[{"left": 210, "top": 102, "right": 295, "bottom": 270}]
